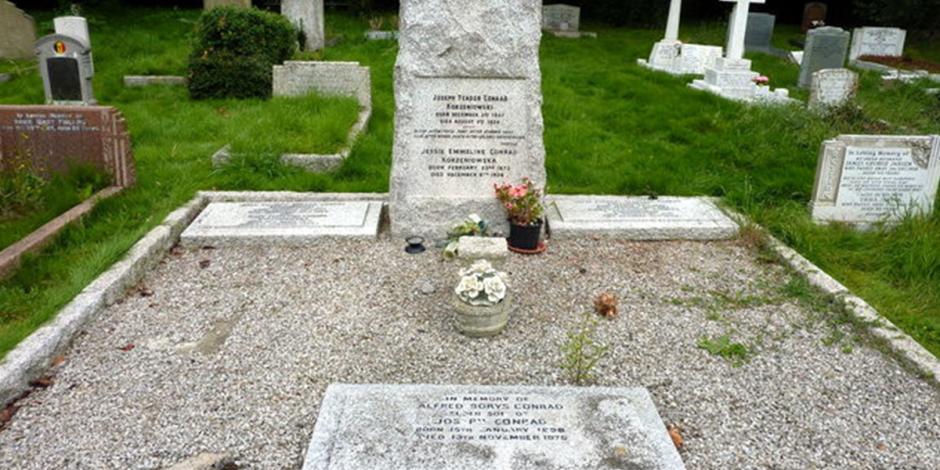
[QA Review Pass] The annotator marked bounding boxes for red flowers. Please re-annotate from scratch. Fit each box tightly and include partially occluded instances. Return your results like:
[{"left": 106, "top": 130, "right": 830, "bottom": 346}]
[{"left": 494, "top": 178, "right": 545, "bottom": 226}]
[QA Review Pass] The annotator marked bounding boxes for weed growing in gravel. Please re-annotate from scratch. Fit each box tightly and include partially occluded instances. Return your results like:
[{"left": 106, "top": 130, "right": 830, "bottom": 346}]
[
  {"left": 697, "top": 335, "right": 752, "bottom": 367},
  {"left": 561, "top": 312, "right": 609, "bottom": 386}
]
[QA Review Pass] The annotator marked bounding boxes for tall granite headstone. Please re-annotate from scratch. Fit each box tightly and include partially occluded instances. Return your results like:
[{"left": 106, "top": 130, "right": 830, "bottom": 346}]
[
  {"left": 849, "top": 27, "right": 906, "bottom": 61},
  {"left": 282, "top": 0, "right": 324, "bottom": 51},
  {"left": 203, "top": 0, "right": 250, "bottom": 9},
  {"left": 389, "top": 0, "right": 546, "bottom": 238},
  {"left": 798, "top": 26, "right": 850, "bottom": 88},
  {"left": 744, "top": 12, "right": 775, "bottom": 54},
  {"left": 0, "top": 1, "right": 36, "bottom": 59},
  {"left": 811, "top": 135, "right": 940, "bottom": 224},
  {"left": 802, "top": 2, "right": 827, "bottom": 33},
  {"left": 809, "top": 68, "right": 858, "bottom": 109}
]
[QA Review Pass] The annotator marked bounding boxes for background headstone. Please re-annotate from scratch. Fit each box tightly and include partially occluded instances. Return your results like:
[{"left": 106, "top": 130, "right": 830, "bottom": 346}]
[
  {"left": 0, "top": 1, "right": 36, "bottom": 59},
  {"left": 203, "top": 0, "right": 250, "bottom": 9},
  {"left": 0, "top": 105, "right": 135, "bottom": 187},
  {"left": 849, "top": 27, "right": 906, "bottom": 61},
  {"left": 53, "top": 16, "right": 91, "bottom": 47},
  {"left": 542, "top": 4, "right": 580, "bottom": 32},
  {"left": 273, "top": 61, "right": 370, "bottom": 108},
  {"left": 35, "top": 33, "right": 95, "bottom": 105},
  {"left": 802, "top": 2, "right": 827, "bottom": 33},
  {"left": 798, "top": 26, "right": 850, "bottom": 88},
  {"left": 809, "top": 68, "right": 858, "bottom": 109},
  {"left": 302, "top": 384, "right": 686, "bottom": 470},
  {"left": 811, "top": 135, "right": 940, "bottom": 224},
  {"left": 389, "top": 0, "right": 546, "bottom": 238},
  {"left": 744, "top": 12, "right": 775, "bottom": 54},
  {"left": 282, "top": 0, "right": 324, "bottom": 51}
]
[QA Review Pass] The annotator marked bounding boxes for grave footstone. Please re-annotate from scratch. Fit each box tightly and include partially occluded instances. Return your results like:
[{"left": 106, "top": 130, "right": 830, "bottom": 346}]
[
  {"left": 302, "top": 384, "right": 686, "bottom": 470},
  {"left": 811, "top": 135, "right": 940, "bottom": 225},
  {"left": 798, "top": 26, "right": 850, "bottom": 88},
  {"left": 35, "top": 33, "right": 95, "bottom": 105},
  {"left": 180, "top": 200, "right": 383, "bottom": 245},
  {"left": 849, "top": 27, "right": 906, "bottom": 61},
  {"left": 389, "top": 0, "right": 546, "bottom": 239},
  {"left": 802, "top": 2, "right": 827, "bottom": 33},
  {"left": 0, "top": 1, "right": 36, "bottom": 59},
  {"left": 282, "top": 0, "right": 325, "bottom": 51},
  {"left": 0, "top": 105, "right": 135, "bottom": 187},
  {"left": 547, "top": 196, "right": 738, "bottom": 240},
  {"left": 809, "top": 68, "right": 858, "bottom": 109}
]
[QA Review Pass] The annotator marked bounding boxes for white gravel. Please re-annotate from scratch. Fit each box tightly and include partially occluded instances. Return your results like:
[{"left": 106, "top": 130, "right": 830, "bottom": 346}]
[{"left": 0, "top": 238, "right": 937, "bottom": 469}]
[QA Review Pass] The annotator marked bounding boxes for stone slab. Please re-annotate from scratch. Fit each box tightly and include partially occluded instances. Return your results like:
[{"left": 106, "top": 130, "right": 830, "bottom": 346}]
[
  {"left": 849, "top": 27, "right": 906, "bottom": 61},
  {"left": 302, "top": 384, "right": 685, "bottom": 470},
  {"left": 180, "top": 201, "right": 382, "bottom": 245},
  {"left": 0, "top": 1, "right": 36, "bottom": 59},
  {"left": 744, "top": 12, "right": 775, "bottom": 53},
  {"left": 457, "top": 236, "right": 508, "bottom": 260},
  {"left": 547, "top": 196, "right": 738, "bottom": 240},
  {"left": 798, "top": 27, "right": 850, "bottom": 88},
  {"left": 282, "top": 0, "right": 325, "bottom": 51},
  {"left": 809, "top": 68, "right": 858, "bottom": 109},
  {"left": 811, "top": 135, "right": 940, "bottom": 225},
  {"left": 123, "top": 75, "right": 187, "bottom": 87},
  {"left": 0, "top": 105, "right": 135, "bottom": 187},
  {"left": 542, "top": 4, "right": 579, "bottom": 32},
  {"left": 273, "top": 61, "right": 371, "bottom": 108}
]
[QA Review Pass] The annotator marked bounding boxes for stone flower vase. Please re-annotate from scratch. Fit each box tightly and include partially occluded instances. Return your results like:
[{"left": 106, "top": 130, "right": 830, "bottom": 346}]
[{"left": 452, "top": 292, "right": 512, "bottom": 338}]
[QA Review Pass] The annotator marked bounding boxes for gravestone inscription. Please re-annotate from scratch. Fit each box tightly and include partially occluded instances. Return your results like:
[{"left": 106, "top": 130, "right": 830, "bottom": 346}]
[
  {"left": 798, "top": 26, "right": 850, "bottom": 88},
  {"left": 302, "top": 384, "right": 686, "bottom": 470},
  {"left": 0, "top": 1, "right": 36, "bottom": 59},
  {"left": 389, "top": 0, "right": 546, "bottom": 238},
  {"left": 0, "top": 105, "right": 135, "bottom": 187},
  {"left": 809, "top": 68, "right": 858, "bottom": 109},
  {"left": 849, "top": 27, "right": 906, "bottom": 61},
  {"left": 811, "top": 135, "right": 940, "bottom": 224}
]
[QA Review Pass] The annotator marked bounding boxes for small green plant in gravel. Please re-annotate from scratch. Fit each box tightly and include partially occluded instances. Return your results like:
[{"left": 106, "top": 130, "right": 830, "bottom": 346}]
[
  {"left": 697, "top": 335, "right": 752, "bottom": 367},
  {"left": 0, "top": 153, "right": 47, "bottom": 219},
  {"left": 561, "top": 312, "right": 609, "bottom": 385}
]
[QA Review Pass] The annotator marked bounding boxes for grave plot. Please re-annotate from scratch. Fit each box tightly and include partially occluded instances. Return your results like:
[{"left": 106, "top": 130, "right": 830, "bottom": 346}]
[{"left": 0, "top": 227, "right": 938, "bottom": 468}]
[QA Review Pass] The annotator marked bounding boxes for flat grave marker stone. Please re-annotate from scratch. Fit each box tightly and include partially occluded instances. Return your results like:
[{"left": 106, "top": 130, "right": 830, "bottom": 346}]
[
  {"left": 811, "top": 135, "right": 940, "bottom": 224},
  {"left": 180, "top": 201, "right": 382, "bottom": 245},
  {"left": 547, "top": 196, "right": 738, "bottom": 240},
  {"left": 302, "top": 384, "right": 685, "bottom": 470}
]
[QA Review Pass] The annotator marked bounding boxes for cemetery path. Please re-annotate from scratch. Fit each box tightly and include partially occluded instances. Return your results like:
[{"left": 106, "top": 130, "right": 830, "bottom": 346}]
[{"left": 0, "top": 239, "right": 937, "bottom": 469}]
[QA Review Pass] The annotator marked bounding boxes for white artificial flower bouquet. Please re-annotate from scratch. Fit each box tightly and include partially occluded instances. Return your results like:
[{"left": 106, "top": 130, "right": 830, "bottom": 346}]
[{"left": 454, "top": 259, "right": 508, "bottom": 307}]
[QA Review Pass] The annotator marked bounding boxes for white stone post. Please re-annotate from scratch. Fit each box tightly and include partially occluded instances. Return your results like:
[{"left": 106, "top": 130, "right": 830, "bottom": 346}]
[{"left": 665, "top": 0, "right": 682, "bottom": 41}]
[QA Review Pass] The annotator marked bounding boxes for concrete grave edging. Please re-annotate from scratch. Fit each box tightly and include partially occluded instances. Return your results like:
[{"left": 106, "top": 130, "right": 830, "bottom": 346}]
[
  {"left": 723, "top": 210, "right": 940, "bottom": 388},
  {"left": 0, "top": 195, "right": 208, "bottom": 407},
  {"left": 123, "top": 75, "right": 187, "bottom": 87}
]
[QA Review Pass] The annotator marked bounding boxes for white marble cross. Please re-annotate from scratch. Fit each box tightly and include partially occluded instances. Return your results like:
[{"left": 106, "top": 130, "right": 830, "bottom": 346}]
[
  {"left": 664, "top": 0, "right": 683, "bottom": 41},
  {"left": 722, "top": 0, "right": 765, "bottom": 60}
]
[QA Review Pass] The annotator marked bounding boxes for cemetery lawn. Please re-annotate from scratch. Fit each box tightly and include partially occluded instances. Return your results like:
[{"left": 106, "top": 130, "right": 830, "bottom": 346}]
[{"left": 0, "top": 7, "right": 939, "bottom": 359}]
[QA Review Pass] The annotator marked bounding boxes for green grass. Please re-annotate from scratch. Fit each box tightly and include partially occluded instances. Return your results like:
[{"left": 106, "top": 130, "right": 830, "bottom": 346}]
[{"left": 0, "top": 8, "right": 939, "bottom": 360}]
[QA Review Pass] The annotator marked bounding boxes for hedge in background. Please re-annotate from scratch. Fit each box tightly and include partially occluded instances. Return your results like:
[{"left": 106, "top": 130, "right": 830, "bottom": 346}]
[{"left": 187, "top": 6, "right": 297, "bottom": 100}]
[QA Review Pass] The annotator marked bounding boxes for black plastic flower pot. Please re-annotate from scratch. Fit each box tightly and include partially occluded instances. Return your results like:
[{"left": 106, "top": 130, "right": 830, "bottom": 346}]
[{"left": 508, "top": 220, "right": 543, "bottom": 251}]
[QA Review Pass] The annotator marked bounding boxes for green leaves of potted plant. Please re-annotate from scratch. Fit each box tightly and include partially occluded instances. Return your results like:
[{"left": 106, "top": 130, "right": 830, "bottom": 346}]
[
  {"left": 452, "top": 260, "right": 511, "bottom": 337},
  {"left": 494, "top": 178, "right": 545, "bottom": 252}
]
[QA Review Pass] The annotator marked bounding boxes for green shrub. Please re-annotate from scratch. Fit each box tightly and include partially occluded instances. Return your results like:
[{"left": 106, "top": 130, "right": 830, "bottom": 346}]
[{"left": 187, "top": 7, "right": 297, "bottom": 100}]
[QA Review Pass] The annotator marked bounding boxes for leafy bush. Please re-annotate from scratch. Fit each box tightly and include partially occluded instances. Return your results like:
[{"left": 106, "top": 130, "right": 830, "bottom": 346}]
[{"left": 188, "top": 7, "right": 297, "bottom": 100}]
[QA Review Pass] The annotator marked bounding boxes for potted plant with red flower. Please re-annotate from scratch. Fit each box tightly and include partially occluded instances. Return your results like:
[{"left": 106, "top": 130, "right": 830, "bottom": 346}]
[{"left": 494, "top": 178, "right": 545, "bottom": 252}]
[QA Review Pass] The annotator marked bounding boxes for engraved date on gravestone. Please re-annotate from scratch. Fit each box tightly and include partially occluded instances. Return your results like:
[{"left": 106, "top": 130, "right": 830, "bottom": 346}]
[
  {"left": 837, "top": 147, "right": 927, "bottom": 217},
  {"left": 415, "top": 394, "right": 569, "bottom": 443},
  {"left": 411, "top": 78, "right": 527, "bottom": 183}
]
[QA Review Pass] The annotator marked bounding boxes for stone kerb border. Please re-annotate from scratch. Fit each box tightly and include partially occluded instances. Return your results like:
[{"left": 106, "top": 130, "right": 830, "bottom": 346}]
[
  {"left": 723, "top": 210, "right": 940, "bottom": 388},
  {"left": 123, "top": 75, "right": 187, "bottom": 87},
  {"left": 212, "top": 61, "right": 372, "bottom": 173}
]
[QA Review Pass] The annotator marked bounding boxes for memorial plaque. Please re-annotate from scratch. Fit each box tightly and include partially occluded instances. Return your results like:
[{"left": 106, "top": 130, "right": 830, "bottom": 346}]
[
  {"left": 0, "top": 1, "right": 37, "bottom": 59},
  {"left": 302, "top": 384, "right": 685, "bottom": 470},
  {"left": 542, "top": 4, "right": 580, "bottom": 32},
  {"left": 547, "top": 196, "right": 739, "bottom": 240},
  {"left": 0, "top": 105, "right": 135, "bottom": 187},
  {"left": 180, "top": 201, "right": 383, "bottom": 245},
  {"left": 849, "top": 27, "right": 906, "bottom": 61},
  {"left": 809, "top": 68, "right": 858, "bottom": 109},
  {"left": 389, "top": 0, "right": 546, "bottom": 238},
  {"left": 811, "top": 135, "right": 940, "bottom": 224},
  {"left": 798, "top": 27, "right": 850, "bottom": 88}
]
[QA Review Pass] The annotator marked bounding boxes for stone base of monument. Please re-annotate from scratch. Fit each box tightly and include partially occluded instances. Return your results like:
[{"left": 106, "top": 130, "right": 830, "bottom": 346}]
[
  {"left": 302, "top": 384, "right": 685, "bottom": 470},
  {"left": 690, "top": 58, "right": 792, "bottom": 103},
  {"left": 638, "top": 42, "right": 723, "bottom": 76},
  {"left": 546, "top": 195, "right": 739, "bottom": 240}
]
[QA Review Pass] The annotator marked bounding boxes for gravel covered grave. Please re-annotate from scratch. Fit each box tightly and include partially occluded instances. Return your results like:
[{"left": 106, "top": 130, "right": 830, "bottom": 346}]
[{"left": 0, "top": 238, "right": 938, "bottom": 469}]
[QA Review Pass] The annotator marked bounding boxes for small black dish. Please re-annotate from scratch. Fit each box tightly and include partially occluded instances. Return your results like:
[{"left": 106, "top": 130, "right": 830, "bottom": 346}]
[{"left": 405, "top": 236, "right": 426, "bottom": 254}]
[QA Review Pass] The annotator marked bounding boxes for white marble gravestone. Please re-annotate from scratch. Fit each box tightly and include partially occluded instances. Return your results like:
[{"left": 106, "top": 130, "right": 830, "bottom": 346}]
[
  {"left": 689, "top": 0, "right": 790, "bottom": 103},
  {"left": 53, "top": 16, "right": 90, "bottom": 47},
  {"left": 811, "top": 135, "right": 940, "bottom": 224},
  {"left": 282, "top": 0, "right": 324, "bottom": 51},
  {"left": 302, "top": 384, "right": 686, "bottom": 470},
  {"left": 638, "top": 0, "right": 723, "bottom": 76},
  {"left": 849, "top": 27, "right": 906, "bottom": 61},
  {"left": 547, "top": 196, "right": 738, "bottom": 240},
  {"left": 180, "top": 201, "right": 383, "bottom": 245},
  {"left": 809, "top": 68, "right": 858, "bottom": 109},
  {"left": 389, "top": 0, "right": 546, "bottom": 239}
]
